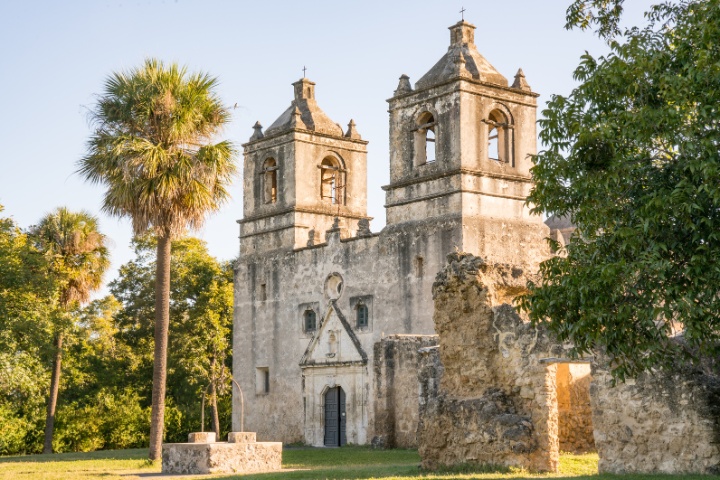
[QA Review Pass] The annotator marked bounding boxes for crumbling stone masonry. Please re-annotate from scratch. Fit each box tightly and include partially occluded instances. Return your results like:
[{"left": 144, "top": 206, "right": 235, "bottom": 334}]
[
  {"left": 418, "top": 253, "right": 573, "bottom": 472},
  {"left": 418, "top": 252, "right": 720, "bottom": 474},
  {"left": 373, "top": 335, "right": 438, "bottom": 448},
  {"left": 591, "top": 358, "right": 720, "bottom": 474}
]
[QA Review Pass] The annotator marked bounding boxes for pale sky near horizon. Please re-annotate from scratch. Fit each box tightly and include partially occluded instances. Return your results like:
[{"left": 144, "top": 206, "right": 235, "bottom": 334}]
[{"left": 0, "top": 0, "right": 653, "bottom": 296}]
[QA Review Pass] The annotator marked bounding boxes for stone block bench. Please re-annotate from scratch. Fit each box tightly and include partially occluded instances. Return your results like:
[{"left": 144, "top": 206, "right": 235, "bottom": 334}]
[{"left": 162, "top": 432, "right": 282, "bottom": 475}]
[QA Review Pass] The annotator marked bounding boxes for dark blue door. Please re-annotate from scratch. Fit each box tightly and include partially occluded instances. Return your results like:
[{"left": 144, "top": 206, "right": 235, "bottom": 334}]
[{"left": 324, "top": 386, "right": 346, "bottom": 447}]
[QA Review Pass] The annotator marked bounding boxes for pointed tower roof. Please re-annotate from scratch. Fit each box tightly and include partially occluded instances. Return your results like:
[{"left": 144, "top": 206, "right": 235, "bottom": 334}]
[
  {"left": 264, "top": 78, "right": 344, "bottom": 137},
  {"left": 414, "top": 20, "right": 508, "bottom": 90}
]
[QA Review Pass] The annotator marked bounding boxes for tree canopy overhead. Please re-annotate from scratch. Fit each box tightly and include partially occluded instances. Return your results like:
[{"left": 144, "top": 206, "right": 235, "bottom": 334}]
[{"left": 521, "top": 0, "right": 720, "bottom": 379}]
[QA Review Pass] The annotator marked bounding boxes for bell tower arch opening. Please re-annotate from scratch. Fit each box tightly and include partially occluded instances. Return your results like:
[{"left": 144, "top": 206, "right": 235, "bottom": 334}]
[
  {"left": 414, "top": 111, "right": 437, "bottom": 166},
  {"left": 486, "top": 108, "right": 513, "bottom": 165},
  {"left": 239, "top": 78, "right": 370, "bottom": 255},
  {"left": 262, "top": 157, "right": 278, "bottom": 204},
  {"left": 320, "top": 156, "right": 345, "bottom": 205}
]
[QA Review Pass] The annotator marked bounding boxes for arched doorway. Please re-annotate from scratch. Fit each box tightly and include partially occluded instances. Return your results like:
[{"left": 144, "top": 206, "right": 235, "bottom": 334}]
[{"left": 324, "top": 386, "right": 346, "bottom": 447}]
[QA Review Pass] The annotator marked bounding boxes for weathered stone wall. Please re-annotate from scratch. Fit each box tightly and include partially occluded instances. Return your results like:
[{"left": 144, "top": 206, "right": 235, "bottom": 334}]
[
  {"left": 591, "top": 360, "right": 720, "bottom": 474},
  {"left": 557, "top": 363, "right": 594, "bottom": 453},
  {"left": 418, "top": 253, "right": 570, "bottom": 472},
  {"left": 233, "top": 218, "right": 460, "bottom": 445},
  {"left": 373, "top": 335, "right": 439, "bottom": 448}
]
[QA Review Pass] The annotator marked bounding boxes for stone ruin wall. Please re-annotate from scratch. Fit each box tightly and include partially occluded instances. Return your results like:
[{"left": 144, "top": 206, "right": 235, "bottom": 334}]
[
  {"left": 372, "top": 335, "right": 439, "bottom": 448},
  {"left": 557, "top": 363, "right": 595, "bottom": 453},
  {"left": 417, "top": 253, "right": 572, "bottom": 472},
  {"left": 418, "top": 251, "right": 720, "bottom": 474},
  {"left": 591, "top": 359, "right": 720, "bottom": 474}
]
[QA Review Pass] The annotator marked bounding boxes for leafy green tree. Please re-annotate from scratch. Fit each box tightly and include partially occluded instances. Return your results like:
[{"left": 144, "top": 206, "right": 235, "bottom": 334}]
[
  {"left": 520, "top": 0, "right": 720, "bottom": 379},
  {"left": 0, "top": 205, "right": 57, "bottom": 454},
  {"left": 50, "top": 295, "right": 150, "bottom": 453},
  {"left": 108, "top": 236, "right": 234, "bottom": 442},
  {"left": 31, "top": 208, "right": 110, "bottom": 453},
  {"left": 78, "top": 59, "right": 237, "bottom": 460},
  {"left": 170, "top": 238, "right": 233, "bottom": 438}
]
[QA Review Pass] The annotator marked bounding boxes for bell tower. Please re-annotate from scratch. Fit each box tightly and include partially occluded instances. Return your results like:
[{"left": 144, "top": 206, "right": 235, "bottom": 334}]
[
  {"left": 384, "top": 20, "right": 549, "bottom": 266},
  {"left": 240, "top": 78, "right": 370, "bottom": 256}
]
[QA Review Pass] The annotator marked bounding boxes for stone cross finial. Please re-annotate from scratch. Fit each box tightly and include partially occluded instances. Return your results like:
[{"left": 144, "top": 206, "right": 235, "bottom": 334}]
[
  {"left": 302, "top": 66, "right": 307, "bottom": 78},
  {"left": 512, "top": 68, "right": 532, "bottom": 91},
  {"left": 250, "top": 121, "right": 264, "bottom": 141}
]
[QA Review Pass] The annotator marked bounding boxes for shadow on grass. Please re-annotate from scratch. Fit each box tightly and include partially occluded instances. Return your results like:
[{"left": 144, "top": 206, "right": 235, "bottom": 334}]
[{"left": 0, "top": 448, "right": 149, "bottom": 464}]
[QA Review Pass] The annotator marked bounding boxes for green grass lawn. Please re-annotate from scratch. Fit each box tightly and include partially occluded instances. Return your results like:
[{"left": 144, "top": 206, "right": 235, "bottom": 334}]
[{"left": 0, "top": 446, "right": 717, "bottom": 480}]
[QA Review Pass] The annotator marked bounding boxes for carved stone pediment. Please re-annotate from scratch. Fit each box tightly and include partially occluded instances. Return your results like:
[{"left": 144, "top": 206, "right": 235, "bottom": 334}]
[{"left": 299, "top": 300, "right": 367, "bottom": 367}]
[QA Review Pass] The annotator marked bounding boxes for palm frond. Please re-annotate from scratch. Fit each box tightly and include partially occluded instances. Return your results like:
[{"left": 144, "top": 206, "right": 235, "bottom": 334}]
[{"left": 78, "top": 58, "right": 237, "bottom": 238}]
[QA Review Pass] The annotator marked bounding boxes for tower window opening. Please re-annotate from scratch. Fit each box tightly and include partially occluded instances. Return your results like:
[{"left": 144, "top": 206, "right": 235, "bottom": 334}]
[
  {"left": 416, "top": 256, "right": 425, "bottom": 277},
  {"left": 320, "top": 157, "right": 345, "bottom": 205},
  {"left": 262, "top": 158, "right": 278, "bottom": 204},
  {"left": 426, "top": 128, "right": 436, "bottom": 163},
  {"left": 486, "top": 109, "right": 513, "bottom": 164},
  {"left": 256, "top": 367, "right": 270, "bottom": 395},
  {"left": 304, "top": 309, "right": 317, "bottom": 332},
  {"left": 414, "top": 112, "right": 437, "bottom": 166},
  {"left": 356, "top": 303, "right": 368, "bottom": 328},
  {"left": 488, "top": 128, "right": 499, "bottom": 160}
]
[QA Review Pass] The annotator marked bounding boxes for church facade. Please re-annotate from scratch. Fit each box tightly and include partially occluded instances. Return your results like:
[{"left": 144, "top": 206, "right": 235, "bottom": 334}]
[{"left": 232, "top": 19, "right": 551, "bottom": 446}]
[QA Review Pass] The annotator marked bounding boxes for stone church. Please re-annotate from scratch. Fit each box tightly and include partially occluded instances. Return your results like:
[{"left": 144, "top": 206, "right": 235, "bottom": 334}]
[{"left": 232, "top": 19, "right": 554, "bottom": 447}]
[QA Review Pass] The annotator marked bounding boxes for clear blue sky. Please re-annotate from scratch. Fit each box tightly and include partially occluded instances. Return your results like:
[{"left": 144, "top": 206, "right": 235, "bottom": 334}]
[{"left": 0, "top": 0, "right": 652, "bottom": 294}]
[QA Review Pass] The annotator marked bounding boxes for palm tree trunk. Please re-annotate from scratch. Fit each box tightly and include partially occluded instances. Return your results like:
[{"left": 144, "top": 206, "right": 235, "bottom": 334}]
[
  {"left": 43, "top": 331, "right": 63, "bottom": 454},
  {"left": 149, "top": 235, "right": 172, "bottom": 461},
  {"left": 210, "top": 359, "right": 220, "bottom": 439}
]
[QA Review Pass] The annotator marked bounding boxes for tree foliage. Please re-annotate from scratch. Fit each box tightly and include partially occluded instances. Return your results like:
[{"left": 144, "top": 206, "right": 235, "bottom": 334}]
[
  {"left": 520, "top": 0, "right": 720, "bottom": 379},
  {"left": 108, "top": 236, "right": 234, "bottom": 441},
  {"left": 31, "top": 208, "right": 111, "bottom": 453},
  {"left": 565, "top": 0, "right": 625, "bottom": 39},
  {"left": 0, "top": 208, "right": 234, "bottom": 454}
]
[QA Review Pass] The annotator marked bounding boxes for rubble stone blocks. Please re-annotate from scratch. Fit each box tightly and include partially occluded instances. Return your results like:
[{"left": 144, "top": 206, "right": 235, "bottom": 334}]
[
  {"left": 188, "top": 431, "right": 215, "bottom": 443},
  {"left": 591, "top": 359, "right": 720, "bottom": 474},
  {"left": 162, "top": 431, "right": 282, "bottom": 475},
  {"left": 418, "top": 253, "right": 567, "bottom": 472},
  {"left": 372, "top": 335, "right": 439, "bottom": 448},
  {"left": 229, "top": 431, "right": 256, "bottom": 443},
  {"left": 419, "top": 252, "right": 720, "bottom": 474}
]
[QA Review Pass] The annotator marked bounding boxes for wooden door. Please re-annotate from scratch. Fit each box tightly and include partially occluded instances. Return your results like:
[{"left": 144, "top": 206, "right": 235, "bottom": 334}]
[{"left": 324, "top": 386, "right": 346, "bottom": 447}]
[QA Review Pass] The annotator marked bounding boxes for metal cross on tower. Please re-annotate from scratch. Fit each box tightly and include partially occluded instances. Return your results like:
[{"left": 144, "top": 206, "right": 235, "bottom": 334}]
[
  {"left": 460, "top": 6, "right": 466, "bottom": 20},
  {"left": 302, "top": 66, "right": 307, "bottom": 78}
]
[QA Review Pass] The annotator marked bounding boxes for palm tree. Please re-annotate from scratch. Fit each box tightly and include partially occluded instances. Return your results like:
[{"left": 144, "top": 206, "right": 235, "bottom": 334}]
[
  {"left": 32, "top": 207, "right": 110, "bottom": 454},
  {"left": 78, "top": 58, "right": 237, "bottom": 461}
]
